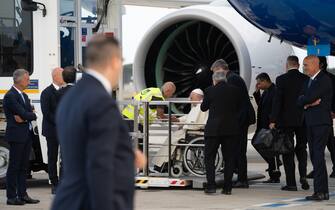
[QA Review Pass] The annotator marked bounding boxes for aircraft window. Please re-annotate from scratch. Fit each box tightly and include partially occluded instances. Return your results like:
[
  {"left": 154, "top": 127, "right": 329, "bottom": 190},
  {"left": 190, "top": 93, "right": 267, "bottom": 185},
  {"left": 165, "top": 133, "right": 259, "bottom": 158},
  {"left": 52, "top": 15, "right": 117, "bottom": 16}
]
[{"left": 0, "top": 0, "right": 33, "bottom": 77}]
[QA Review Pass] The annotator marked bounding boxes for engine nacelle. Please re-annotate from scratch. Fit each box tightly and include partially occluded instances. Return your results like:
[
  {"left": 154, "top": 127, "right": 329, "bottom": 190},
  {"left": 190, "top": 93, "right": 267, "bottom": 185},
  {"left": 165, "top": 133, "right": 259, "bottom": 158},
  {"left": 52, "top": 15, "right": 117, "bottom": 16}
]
[{"left": 133, "top": 1, "right": 293, "bottom": 97}]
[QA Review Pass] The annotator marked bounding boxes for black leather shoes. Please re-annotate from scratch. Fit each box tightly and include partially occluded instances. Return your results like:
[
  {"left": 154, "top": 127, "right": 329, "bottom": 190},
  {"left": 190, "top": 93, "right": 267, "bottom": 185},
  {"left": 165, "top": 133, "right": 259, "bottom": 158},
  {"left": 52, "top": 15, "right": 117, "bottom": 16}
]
[
  {"left": 306, "top": 171, "right": 314, "bottom": 179},
  {"left": 263, "top": 178, "right": 280, "bottom": 183},
  {"left": 306, "top": 193, "right": 329, "bottom": 201},
  {"left": 221, "top": 189, "right": 232, "bottom": 195},
  {"left": 300, "top": 179, "right": 310, "bottom": 190},
  {"left": 329, "top": 171, "right": 335, "bottom": 178},
  {"left": 233, "top": 181, "right": 249, "bottom": 188},
  {"left": 281, "top": 185, "right": 298, "bottom": 191},
  {"left": 7, "top": 198, "right": 25, "bottom": 205},
  {"left": 204, "top": 188, "right": 216, "bottom": 194},
  {"left": 21, "top": 195, "right": 40, "bottom": 204}
]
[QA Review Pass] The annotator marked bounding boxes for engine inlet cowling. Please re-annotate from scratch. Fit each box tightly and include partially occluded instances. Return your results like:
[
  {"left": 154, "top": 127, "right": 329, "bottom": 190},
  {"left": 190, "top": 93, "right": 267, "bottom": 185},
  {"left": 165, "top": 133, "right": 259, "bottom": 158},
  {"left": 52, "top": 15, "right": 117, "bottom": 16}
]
[{"left": 144, "top": 20, "right": 239, "bottom": 98}]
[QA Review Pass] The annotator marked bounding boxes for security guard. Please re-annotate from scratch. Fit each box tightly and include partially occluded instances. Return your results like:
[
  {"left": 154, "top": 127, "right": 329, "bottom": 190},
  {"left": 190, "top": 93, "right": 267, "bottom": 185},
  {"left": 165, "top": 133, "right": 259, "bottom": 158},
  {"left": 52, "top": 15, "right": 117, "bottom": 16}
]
[{"left": 122, "top": 81, "right": 177, "bottom": 130}]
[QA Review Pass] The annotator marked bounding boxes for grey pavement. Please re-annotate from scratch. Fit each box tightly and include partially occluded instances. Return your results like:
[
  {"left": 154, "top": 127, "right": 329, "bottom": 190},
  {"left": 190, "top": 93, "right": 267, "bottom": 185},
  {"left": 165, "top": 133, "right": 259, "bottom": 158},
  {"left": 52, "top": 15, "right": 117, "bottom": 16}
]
[{"left": 1, "top": 151, "right": 335, "bottom": 210}]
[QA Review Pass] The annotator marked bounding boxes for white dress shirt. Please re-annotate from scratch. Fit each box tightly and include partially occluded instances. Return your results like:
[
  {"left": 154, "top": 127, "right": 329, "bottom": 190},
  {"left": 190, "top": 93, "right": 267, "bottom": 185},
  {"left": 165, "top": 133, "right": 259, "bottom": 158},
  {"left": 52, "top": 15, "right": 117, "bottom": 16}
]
[
  {"left": 86, "top": 69, "right": 112, "bottom": 94},
  {"left": 52, "top": 83, "right": 60, "bottom": 90},
  {"left": 311, "top": 70, "right": 321, "bottom": 80}
]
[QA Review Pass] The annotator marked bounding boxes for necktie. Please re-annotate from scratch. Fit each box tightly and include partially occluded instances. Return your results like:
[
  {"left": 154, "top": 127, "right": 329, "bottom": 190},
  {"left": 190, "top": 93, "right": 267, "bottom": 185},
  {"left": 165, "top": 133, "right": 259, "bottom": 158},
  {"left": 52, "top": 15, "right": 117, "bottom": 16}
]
[
  {"left": 20, "top": 92, "right": 33, "bottom": 130},
  {"left": 308, "top": 79, "right": 313, "bottom": 88},
  {"left": 20, "top": 92, "right": 26, "bottom": 104}
]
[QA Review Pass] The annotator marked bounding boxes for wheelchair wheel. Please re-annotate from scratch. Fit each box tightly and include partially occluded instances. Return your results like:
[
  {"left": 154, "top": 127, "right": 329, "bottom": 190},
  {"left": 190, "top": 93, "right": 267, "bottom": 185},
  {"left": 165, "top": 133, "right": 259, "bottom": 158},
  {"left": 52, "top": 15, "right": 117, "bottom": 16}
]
[
  {"left": 183, "top": 137, "right": 223, "bottom": 177},
  {"left": 171, "top": 164, "right": 183, "bottom": 177}
]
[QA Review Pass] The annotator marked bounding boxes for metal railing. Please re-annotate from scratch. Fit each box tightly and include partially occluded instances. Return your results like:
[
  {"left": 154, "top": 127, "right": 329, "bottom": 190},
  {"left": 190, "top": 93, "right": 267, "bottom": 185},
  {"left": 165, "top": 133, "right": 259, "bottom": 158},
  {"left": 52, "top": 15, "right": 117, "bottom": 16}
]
[{"left": 119, "top": 99, "right": 206, "bottom": 177}]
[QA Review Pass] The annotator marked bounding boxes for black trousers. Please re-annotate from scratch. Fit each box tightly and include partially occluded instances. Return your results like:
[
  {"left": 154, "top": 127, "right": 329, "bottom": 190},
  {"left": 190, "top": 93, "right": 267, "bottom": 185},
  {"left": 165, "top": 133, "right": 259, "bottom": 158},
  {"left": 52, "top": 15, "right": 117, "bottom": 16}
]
[
  {"left": 6, "top": 134, "right": 32, "bottom": 199},
  {"left": 326, "top": 129, "right": 335, "bottom": 172},
  {"left": 282, "top": 126, "right": 308, "bottom": 186},
  {"left": 46, "top": 137, "right": 59, "bottom": 185},
  {"left": 205, "top": 135, "right": 238, "bottom": 190},
  {"left": 307, "top": 125, "right": 331, "bottom": 194},
  {"left": 237, "top": 125, "right": 249, "bottom": 182}
]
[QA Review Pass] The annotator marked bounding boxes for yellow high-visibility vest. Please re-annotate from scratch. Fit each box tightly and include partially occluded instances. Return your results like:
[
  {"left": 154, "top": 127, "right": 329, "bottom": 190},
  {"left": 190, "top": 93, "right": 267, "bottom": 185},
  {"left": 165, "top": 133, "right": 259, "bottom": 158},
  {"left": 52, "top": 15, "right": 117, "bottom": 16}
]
[{"left": 122, "top": 87, "right": 165, "bottom": 123}]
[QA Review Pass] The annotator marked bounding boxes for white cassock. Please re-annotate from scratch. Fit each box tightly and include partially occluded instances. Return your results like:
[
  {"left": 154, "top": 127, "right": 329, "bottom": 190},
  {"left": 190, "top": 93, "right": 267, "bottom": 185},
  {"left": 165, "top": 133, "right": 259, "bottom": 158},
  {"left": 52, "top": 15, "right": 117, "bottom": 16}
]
[{"left": 152, "top": 104, "right": 208, "bottom": 167}]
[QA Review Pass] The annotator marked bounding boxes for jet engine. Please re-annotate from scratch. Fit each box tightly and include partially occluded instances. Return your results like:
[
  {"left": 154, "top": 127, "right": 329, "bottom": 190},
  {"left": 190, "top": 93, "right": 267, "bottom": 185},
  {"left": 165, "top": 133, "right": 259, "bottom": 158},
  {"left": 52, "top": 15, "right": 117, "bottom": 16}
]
[{"left": 133, "top": 1, "right": 293, "bottom": 99}]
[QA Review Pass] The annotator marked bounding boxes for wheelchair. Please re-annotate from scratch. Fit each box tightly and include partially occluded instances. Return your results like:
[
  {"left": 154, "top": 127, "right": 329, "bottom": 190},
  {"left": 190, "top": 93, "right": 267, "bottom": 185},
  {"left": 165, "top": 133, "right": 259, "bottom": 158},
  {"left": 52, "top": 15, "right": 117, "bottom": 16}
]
[{"left": 169, "top": 130, "right": 224, "bottom": 178}]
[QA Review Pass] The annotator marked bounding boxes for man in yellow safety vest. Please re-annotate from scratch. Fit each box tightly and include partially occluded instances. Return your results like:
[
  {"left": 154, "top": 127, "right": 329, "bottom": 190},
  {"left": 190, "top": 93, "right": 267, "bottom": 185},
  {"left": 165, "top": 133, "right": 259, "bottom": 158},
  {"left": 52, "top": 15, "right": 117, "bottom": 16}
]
[{"left": 122, "top": 81, "right": 178, "bottom": 130}]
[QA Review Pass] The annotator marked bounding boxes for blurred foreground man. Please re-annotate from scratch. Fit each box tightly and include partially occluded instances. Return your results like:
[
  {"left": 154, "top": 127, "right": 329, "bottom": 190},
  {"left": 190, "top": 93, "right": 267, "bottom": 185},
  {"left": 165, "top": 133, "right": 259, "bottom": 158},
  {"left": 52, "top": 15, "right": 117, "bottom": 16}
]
[
  {"left": 3, "top": 69, "right": 40, "bottom": 205},
  {"left": 201, "top": 71, "right": 243, "bottom": 195},
  {"left": 298, "top": 55, "right": 332, "bottom": 201},
  {"left": 51, "top": 34, "right": 135, "bottom": 210}
]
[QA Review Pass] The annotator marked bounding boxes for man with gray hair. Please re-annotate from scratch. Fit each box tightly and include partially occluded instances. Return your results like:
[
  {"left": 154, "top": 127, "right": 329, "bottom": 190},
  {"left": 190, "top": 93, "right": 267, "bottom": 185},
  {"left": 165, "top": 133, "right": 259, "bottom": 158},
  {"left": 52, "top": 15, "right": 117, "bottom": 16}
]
[
  {"left": 211, "top": 59, "right": 255, "bottom": 188},
  {"left": 201, "top": 70, "right": 244, "bottom": 194},
  {"left": 212, "top": 71, "right": 227, "bottom": 85},
  {"left": 3, "top": 69, "right": 40, "bottom": 205}
]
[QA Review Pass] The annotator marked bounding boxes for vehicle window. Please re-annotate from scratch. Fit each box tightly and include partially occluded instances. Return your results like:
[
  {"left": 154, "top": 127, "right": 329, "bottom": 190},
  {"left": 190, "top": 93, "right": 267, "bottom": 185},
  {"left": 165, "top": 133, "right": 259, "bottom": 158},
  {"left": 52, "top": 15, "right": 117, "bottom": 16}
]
[{"left": 0, "top": 0, "right": 33, "bottom": 76}]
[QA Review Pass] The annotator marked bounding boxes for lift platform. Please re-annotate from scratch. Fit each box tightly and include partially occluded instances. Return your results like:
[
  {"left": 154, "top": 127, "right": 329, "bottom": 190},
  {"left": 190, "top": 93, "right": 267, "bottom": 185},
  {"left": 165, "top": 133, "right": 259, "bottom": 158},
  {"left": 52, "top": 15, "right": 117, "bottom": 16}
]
[
  {"left": 135, "top": 172, "right": 265, "bottom": 189},
  {"left": 122, "top": 100, "right": 266, "bottom": 189}
]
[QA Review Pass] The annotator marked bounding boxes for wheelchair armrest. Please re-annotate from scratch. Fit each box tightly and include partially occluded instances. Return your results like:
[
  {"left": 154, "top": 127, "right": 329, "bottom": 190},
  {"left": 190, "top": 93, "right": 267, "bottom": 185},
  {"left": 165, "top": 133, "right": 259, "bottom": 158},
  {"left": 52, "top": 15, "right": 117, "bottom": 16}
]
[{"left": 185, "top": 129, "right": 204, "bottom": 136}]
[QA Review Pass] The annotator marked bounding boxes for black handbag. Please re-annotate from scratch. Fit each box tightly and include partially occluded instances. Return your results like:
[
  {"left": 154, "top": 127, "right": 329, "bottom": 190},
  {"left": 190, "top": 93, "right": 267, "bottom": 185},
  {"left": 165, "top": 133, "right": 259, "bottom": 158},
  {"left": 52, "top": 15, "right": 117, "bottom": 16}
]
[
  {"left": 271, "top": 129, "right": 294, "bottom": 155},
  {"left": 252, "top": 128, "right": 294, "bottom": 158},
  {"left": 252, "top": 128, "right": 274, "bottom": 157}
]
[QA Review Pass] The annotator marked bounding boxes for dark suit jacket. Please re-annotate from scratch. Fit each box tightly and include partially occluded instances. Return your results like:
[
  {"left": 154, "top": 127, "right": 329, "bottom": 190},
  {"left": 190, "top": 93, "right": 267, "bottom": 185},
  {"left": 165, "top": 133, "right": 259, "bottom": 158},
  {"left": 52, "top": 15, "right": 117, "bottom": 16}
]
[
  {"left": 3, "top": 87, "right": 36, "bottom": 143},
  {"left": 271, "top": 69, "right": 309, "bottom": 127},
  {"left": 51, "top": 74, "right": 134, "bottom": 210},
  {"left": 297, "top": 71, "right": 333, "bottom": 127},
  {"left": 226, "top": 71, "right": 255, "bottom": 126},
  {"left": 40, "top": 84, "right": 58, "bottom": 138},
  {"left": 253, "top": 83, "right": 276, "bottom": 131},
  {"left": 324, "top": 70, "right": 335, "bottom": 112},
  {"left": 56, "top": 84, "right": 74, "bottom": 104},
  {"left": 201, "top": 81, "right": 243, "bottom": 136}
]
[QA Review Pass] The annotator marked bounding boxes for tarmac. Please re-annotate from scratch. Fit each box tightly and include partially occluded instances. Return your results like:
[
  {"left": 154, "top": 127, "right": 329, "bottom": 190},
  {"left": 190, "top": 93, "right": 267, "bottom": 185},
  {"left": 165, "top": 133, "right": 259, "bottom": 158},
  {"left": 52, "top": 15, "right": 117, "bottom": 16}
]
[{"left": 1, "top": 146, "right": 335, "bottom": 210}]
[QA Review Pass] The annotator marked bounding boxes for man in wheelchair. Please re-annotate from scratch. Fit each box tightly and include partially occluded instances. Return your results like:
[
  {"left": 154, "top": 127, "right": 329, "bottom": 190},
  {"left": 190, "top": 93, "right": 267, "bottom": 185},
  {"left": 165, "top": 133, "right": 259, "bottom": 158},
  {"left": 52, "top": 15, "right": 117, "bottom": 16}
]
[{"left": 152, "top": 89, "right": 208, "bottom": 174}]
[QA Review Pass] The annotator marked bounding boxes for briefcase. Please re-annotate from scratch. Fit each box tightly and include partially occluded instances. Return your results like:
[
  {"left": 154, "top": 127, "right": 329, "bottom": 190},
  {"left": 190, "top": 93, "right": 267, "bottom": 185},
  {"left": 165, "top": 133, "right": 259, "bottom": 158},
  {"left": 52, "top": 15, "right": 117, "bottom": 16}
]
[
  {"left": 271, "top": 129, "right": 294, "bottom": 155},
  {"left": 252, "top": 128, "right": 274, "bottom": 157},
  {"left": 252, "top": 129, "right": 294, "bottom": 158}
]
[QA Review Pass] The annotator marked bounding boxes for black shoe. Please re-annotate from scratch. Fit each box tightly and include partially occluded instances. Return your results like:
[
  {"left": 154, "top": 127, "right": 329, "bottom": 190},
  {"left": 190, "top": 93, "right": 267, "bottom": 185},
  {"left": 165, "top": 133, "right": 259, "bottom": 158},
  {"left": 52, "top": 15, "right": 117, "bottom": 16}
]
[
  {"left": 281, "top": 185, "right": 298, "bottom": 191},
  {"left": 306, "top": 171, "right": 314, "bottom": 179},
  {"left": 204, "top": 188, "right": 216, "bottom": 194},
  {"left": 221, "top": 189, "right": 232, "bottom": 195},
  {"left": 306, "top": 193, "right": 328, "bottom": 201},
  {"left": 21, "top": 195, "right": 40, "bottom": 204},
  {"left": 233, "top": 181, "right": 249, "bottom": 188},
  {"left": 329, "top": 171, "right": 335, "bottom": 178},
  {"left": 7, "top": 198, "right": 25, "bottom": 205},
  {"left": 300, "top": 179, "right": 310, "bottom": 190},
  {"left": 263, "top": 178, "right": 280, "bottom": 184}
]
